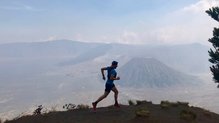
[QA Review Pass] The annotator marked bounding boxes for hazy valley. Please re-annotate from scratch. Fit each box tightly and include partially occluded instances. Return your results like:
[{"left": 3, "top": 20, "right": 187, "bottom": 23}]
[{"left": 0, "top": 40, "right": 217, "bottom": 121}]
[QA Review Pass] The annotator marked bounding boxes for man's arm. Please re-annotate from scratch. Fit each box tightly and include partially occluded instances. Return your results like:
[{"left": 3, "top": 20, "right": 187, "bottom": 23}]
[
  {"left": 101, "top": 67, "right": 107, "bottom": 80},
  {"left": 110, "top": 75, "right": 120, "bottom": 80}
]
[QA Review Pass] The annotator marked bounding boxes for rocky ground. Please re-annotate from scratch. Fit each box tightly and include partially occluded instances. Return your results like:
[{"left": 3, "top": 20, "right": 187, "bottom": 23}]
[{"left": 4, "top": 100, "right": 219, "bottom": 123}]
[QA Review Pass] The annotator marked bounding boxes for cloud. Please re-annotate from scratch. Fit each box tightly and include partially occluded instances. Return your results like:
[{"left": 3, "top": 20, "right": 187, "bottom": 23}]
[
  {"left": 39, "top": 35, "right": 66, "bottom": 42},
  {"left": 153, "top": 25, "right": 211, "bottom": 44},
  {"left": 149, "top": 0, "right": 219, "bottom": 45},
  {"left": 74, "top": 33, "right": 84, "bottom": 42},
  {"left": 46, "top": 36, "right": 59, "bottom": 41},
  {"left": 1, "top": 0, "right": 217, "bottom": 45},
  {"left": 118, "top": 30, "right": 140, "bottom": 44},
  {"left": 107, "top": 0, "right": 219, "bottom": 45},
  {"left": 68, "top": 0, "right": 219, "bottom": 45},
  {"left": 115, "top": 30, "right": 163, "bottom": 45},
  {"left": 182, "top": 0, "right": 219, "bottom": 13}
]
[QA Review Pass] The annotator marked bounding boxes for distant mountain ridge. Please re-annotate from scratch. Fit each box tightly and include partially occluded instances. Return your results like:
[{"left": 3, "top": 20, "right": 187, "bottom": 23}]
[
  {"left": 0, "top": 40, "right": 103, "bottom": 58},
  {"left": 0, "top": 40, "right": 210, "bottom": 73},
  {"left": 118, "top": 57, "right": 200, "bottom": 88}
]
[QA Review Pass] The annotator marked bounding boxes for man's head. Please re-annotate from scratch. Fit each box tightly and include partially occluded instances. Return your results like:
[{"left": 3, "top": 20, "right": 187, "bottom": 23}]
[{"left": 111, "top": 61, "right": 118, "bottom": 69}]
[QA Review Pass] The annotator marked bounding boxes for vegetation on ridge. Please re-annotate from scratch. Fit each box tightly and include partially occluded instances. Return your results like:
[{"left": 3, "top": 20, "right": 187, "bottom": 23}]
[
  {"left": 4, "top": 100, "right": 219, "bottom": 123},
  {"left": 206, "top": 7, "right": 219, "bottom": 88}
]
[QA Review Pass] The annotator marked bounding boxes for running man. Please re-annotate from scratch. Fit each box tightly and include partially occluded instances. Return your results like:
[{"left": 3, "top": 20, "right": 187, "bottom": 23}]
[{"left": 92, "top": 61, "right": 120, "bottom": 111}]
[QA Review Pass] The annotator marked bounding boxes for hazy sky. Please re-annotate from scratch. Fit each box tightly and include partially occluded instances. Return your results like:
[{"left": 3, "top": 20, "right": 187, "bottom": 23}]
[{"left": 0, "top": 0, "right": 218, "bottom": 45}]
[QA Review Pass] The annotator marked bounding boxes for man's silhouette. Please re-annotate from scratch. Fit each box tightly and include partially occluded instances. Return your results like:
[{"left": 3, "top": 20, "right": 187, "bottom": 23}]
[{"left": 92, "top": 61, "right": 120, "bottom": 111}]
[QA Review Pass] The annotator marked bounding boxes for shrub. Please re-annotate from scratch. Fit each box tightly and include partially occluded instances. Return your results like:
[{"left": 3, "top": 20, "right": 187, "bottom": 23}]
[
  {"left": 170, "top": 102, "right": 179, "bottom": 107},
  {"left": 160, "top": 101, "right": 171, "bottom": 109},
  {"left": 160, "top": 101, "right": 189, "bottom": 109},
  {"left": 128, "top": 100, "right": 136, "bottom": 106},
  {"left": 177, "top": 101, "right": 189, "bottom": 107},
  {"left": 33, "top": 105, "right": 43, "bottom": 115},
  {"left": 136, "top": 100, "right": 152, "bottom": 105},
  {"left": 180, "top": 110, "right": 196, "bottom": 121},
  {"left": 63, "top": 103, "right": 76, "bottom": 110},
  {"left": 50, "top": 105, "right": 58, "bottom": 112},
  {"left": 76, "top": 104, "right": 90, "bottom": 109}
]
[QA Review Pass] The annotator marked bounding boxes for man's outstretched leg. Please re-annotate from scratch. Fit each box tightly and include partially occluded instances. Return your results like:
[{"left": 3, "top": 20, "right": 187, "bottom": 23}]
[
  {"left": 112, "top": 86, "right": 119, "bottom": 107},
  {"left": 92, "top": 91, "right": 109, "bottom": 111}
]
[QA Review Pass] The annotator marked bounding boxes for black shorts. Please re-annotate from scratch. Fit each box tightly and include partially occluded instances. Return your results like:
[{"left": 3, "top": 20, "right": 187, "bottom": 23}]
[{"left": 105, "top": 83, "right": 115, "bottom": 92}]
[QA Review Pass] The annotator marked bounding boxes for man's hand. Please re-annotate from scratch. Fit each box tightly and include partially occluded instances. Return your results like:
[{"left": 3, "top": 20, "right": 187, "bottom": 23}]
[
  {"left": 101, "top": 67, "right": 107, "bottom": 80},
  {"left": 110, "top": 76, "right": 120, "bottom": 80},
  {"left": 102, "top": 76, "right": 106, "bottom": 80}
]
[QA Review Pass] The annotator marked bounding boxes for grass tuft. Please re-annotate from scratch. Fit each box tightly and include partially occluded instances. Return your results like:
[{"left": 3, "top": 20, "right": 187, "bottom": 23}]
[
  {"left": 160, "top": 101, "right": 172, "bottom": 109},
  {"left": 160, "top": 101, "right": 189, "bottom": 109},
  {"left": 136, "top": 100, "right": 152, "bottom": 105},
  {"left": 50, "top": 105, "right": 58, "bottom": 112},
  {"left": 128, "top": 100, "right": 136, "bottom": 106},
  {"left": 177, "top": 101, "right": 189, "bottom": 107},
  {"left": 180, "top": 109, "right": 196, "bottom": 121},
  {"left": 63, "top": 103, "right": 76, "bottom": 110},
  {"left": 76, "top": 104, "right": 90, "bottom": 109},
  {"left": 33, "top": 105, "right": 43, "bottom": 115},
  {"left": 135, "top": 107, "right": 150, "bottom": 117}
]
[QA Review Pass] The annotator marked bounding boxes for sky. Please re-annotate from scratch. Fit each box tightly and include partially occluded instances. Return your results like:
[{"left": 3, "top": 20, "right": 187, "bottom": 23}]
[{"left": 0, "top": 0, "right": 219, "bottom": 45}]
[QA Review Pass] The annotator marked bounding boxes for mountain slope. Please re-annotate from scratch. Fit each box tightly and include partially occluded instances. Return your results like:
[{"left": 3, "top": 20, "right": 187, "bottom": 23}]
[
  {"left": 5, "top": 101, "right": 219, "bottom": 123},
  {"left": 59, "top": 44, "right": 112, "bottom": 66},
  {"left": 118, "top": 57, "right": 200, "bottom": 88}
]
